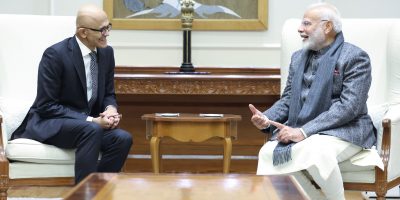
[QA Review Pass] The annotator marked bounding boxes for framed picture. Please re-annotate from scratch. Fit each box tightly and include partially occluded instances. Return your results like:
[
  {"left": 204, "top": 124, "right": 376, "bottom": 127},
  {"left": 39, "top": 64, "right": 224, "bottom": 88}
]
[{"left": 103, "top": 0, "right": 268, "bottom": 31}]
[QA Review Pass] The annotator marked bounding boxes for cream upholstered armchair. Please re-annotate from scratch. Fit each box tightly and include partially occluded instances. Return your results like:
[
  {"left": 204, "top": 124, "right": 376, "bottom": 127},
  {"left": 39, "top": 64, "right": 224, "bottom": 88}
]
[
  {"left": 281, "top": 19, "right": 400, "bottom": 199},
  {"left": 0, "top": 14, "right": 77, "bottom": 199}
]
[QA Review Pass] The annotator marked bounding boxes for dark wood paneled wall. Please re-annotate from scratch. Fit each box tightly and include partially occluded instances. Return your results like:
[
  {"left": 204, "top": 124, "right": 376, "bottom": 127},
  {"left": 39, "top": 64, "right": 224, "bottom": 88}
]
[{"left": 115, "top": 66, "right": 280, "bottom": 173}]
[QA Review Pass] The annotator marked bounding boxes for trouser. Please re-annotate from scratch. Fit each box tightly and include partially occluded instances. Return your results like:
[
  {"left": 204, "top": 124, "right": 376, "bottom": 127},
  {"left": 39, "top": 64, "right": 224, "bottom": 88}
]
[
  {"left": 257, "top": 134, "right": 362, "bottom": 200},
  {"left": 44, "top": 119, "right": 133, "bottom": 183}
]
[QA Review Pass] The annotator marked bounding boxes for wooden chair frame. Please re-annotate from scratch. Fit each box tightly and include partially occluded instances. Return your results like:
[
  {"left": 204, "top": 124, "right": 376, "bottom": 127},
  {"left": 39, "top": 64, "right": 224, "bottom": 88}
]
[{"left": 343, "top": 119, "right": 400, "bottom": 200}]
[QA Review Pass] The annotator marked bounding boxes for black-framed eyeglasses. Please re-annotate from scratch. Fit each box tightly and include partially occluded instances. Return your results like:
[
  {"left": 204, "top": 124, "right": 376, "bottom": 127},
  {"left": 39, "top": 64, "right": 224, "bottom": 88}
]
[{"left": 81, "top": 23, "right": 112, "bottom": 35}]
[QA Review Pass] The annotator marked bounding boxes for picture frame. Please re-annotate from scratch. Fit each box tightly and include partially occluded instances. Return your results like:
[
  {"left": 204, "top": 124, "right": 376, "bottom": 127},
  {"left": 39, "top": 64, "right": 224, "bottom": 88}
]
[{"left": 103, "top": 0, "right": 268, "bottom": 31}]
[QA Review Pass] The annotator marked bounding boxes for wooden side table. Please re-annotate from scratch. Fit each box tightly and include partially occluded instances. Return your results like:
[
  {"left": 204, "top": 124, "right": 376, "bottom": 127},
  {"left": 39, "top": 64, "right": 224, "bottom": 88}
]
[{"left": 141, "top": 113, "right": 242, "bottom": 174}]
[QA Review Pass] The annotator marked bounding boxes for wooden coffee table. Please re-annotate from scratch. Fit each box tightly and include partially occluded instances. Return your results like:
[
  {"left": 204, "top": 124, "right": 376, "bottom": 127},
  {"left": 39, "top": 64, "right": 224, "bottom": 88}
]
[
  {"left": 63, "top": 173, "right": 307, "bottom": 200},
  {"left": 141, "top": 113, "right": 241, "bottom": 173}
]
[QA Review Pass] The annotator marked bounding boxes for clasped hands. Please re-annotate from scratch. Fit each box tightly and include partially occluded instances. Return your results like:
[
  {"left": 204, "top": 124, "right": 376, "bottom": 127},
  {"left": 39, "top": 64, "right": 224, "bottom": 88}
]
[
  {"left": 93, "top": 106, "right": 121, "bottom": 130},
  {"left": 249, "top": 104, "right": 305, "bottom": 144}
]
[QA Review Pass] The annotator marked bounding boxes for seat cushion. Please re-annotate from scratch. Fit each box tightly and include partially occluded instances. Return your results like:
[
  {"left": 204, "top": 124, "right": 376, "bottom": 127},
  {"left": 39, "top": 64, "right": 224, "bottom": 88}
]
[
  {"left": 9, "top": 162, "right": 74, "bottom": 179},
  {"left": 339, "top": 159, "right": 375, "bottom": 183},
  {"left": 0, "top": 97, "right": 32, "bottom": 142},
  {"left": 6, "top": 138, "right": 75, "bottom": 164},
  {"left": 341, "top": 170, "right": 375, "bottom": 183}
]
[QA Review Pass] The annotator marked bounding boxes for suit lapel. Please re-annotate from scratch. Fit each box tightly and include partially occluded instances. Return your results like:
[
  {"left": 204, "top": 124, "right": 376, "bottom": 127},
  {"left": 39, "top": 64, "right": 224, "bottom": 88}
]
[
  {"left": 96, "top": 48, "right": 105, "bottom": 105},
  {"left": 68, "top": 37, "right": 88, "bottom": 99}
]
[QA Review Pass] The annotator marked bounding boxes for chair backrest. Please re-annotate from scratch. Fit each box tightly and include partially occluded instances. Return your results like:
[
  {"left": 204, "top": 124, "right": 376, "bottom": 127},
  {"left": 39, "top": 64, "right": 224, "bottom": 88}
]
[
  {"left": 280, "top": 18, "right": 400, "bottom": 108},
  {"left": 0, "top": 14, "right": 76, "bottom": 143},
  {"left": 385, "top": 21, "right": 400, "bottom": 181},
  {"left": 386, "top": 21, "right": 400, "bottom": 105}
]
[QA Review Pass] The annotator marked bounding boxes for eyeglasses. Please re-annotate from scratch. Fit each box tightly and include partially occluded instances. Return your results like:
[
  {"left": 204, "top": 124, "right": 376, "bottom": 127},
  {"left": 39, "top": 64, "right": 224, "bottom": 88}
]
[
  {"left": 301, "top": 19, "right": 328, "bottom": 27},
  {"left": 81, "top": 23, "right": 112, "bottom": 35}
]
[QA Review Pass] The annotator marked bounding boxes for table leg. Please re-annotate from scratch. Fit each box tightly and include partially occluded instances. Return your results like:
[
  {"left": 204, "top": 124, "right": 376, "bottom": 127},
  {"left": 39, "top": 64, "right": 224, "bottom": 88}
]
[
  {"left": 223, "top": 137, "right": 232, "bottom": 174},
  {"left": 150, "top": 137, "right": 161, "bottom": 174}
]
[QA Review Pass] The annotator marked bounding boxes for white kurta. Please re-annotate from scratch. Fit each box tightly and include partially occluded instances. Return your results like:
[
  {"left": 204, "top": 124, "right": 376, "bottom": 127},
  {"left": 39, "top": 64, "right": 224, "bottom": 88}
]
[
  {"left": 257, "top": 134, "right": 383, "bottom": 199},
  {"left": 257, "top": 134, "right": 383, "bottom": 180}
]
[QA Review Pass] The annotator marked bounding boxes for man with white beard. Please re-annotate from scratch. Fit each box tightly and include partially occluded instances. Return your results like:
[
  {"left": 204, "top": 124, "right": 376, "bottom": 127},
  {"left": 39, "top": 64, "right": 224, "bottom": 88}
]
[{"left": 249, "top": 3, "right": 382, "bottom": 200}]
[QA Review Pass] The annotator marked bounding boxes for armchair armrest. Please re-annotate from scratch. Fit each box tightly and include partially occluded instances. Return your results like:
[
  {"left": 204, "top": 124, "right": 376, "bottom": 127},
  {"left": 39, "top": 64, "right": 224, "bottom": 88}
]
[
  {"left": 0, "top": 114, "right": 10, "bottom": 195},
  {"left": 380, "top": 104, "right": 400, "bottom": 181},
  {"left": 380, "top": 118, "right": 390, "bottom": 170},
  {"left": 0, "top": 115, "right": 4, "bottom": 148}
]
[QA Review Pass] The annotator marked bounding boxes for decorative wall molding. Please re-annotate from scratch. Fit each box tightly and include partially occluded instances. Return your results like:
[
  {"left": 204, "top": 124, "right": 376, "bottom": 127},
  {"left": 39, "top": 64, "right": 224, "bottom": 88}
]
[
  {"left": 116, "top": 77, "right": 280, "bottom": 95},
  {"left": 114, "top": 66, "right": 280, "bottom": 95},
  {"left": 110, "top": 42, "right": 281, "bottom": 50}
]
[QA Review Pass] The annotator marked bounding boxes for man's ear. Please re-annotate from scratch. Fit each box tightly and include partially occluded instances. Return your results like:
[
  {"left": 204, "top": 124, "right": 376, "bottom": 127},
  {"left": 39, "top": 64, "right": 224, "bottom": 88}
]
[
  {"left": 324, "top": 21, "right": 334, "bottom": 34},
  {"left": 76, "top": 28, "right": 87, "bottom": 38}
]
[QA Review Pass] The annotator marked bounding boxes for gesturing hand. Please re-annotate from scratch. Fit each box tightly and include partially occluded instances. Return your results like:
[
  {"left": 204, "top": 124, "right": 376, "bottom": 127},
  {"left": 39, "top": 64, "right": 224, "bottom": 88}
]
[
  {"left": 249, "top": 104, "right": 270, "bottom": 130},
  {"left": 268, "top": 121, "right": 305, "bottom": 144}
]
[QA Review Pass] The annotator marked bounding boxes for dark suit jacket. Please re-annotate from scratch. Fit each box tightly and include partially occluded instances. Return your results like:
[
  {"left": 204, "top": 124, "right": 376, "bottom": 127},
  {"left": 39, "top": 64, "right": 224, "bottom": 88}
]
[{"left": 11, "top": 36, "right": 117, "bottom": 142}]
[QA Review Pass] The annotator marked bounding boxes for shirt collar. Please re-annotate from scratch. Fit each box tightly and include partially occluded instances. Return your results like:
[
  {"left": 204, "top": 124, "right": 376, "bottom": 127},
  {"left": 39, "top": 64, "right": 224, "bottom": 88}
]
[
  {"left": 312, "top": 42, "right": 333, "bottom": 58},
  {"left": 75, "top": 35, "right": 97, "bottom": 57}
]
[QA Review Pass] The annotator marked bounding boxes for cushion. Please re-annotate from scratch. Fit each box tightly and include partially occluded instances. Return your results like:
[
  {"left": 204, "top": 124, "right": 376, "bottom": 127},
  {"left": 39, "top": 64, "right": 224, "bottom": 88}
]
[
  {"left": 6, "top": 138, "right": 75, "bottom": 164},
  {"left": 339, "top": 157, "right": 376, "bottom": 184},
  {"left": 339, "top": 159, "right": 375, "bottom": 172},
  {"left": 368, "top": 103, "right": 389, "bottom": 151},
  {"left": 9, "top": 162, "right": 74, "bottom": 179},
  {"left": 0, "top": 97, "right": 32, "bottom": 141},
  {"left": 0, "top": 97, "right": 76, "bottom": 164},
  {"left": 341, "top": 170, "right": 375, "bottom": 183}
]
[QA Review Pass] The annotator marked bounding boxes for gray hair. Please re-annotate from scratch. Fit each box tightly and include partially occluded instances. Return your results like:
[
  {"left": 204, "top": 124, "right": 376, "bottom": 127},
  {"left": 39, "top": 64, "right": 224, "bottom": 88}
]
[{"left": 307, "top": 3, "right": 342, "bottom": 33}]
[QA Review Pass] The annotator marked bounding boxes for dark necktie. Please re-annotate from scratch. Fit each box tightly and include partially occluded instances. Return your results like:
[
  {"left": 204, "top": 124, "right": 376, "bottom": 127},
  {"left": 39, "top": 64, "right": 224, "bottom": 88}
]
[{"left": 88, "top": 51, "right": 98, "bottom": 108}]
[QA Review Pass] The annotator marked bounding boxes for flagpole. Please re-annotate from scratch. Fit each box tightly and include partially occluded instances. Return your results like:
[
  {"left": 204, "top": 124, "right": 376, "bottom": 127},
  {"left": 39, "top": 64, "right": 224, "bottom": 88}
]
[{"left": 179, "top": 0, "right": 195, "bottom": 72}]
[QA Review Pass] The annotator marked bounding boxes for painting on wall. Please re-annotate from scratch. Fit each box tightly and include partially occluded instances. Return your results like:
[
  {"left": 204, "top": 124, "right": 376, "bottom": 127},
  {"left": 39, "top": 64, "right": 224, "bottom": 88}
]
[{"left": 104, "top": 0, "right": 268, "bottom": 30}]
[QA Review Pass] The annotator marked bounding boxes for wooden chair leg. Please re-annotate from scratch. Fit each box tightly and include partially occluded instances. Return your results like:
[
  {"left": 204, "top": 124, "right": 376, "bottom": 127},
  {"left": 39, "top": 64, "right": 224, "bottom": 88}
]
[{"left": 0, "top": 174, "right": 9, "bottom": 200}]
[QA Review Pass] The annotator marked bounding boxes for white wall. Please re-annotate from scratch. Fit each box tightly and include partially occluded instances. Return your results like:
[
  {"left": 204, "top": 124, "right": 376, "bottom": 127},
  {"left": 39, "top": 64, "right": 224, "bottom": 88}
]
[
  {"left": 0, "top": 0, "right": 51, "bottom": 15},
  {"left": 1, "top": 0, "right": 400, "bottom": 67}
]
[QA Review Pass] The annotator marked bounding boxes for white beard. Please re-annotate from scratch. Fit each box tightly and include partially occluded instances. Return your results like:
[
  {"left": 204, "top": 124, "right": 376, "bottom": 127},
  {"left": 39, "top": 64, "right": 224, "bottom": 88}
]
[{"left": 303, "top": 26, "right": 326, "bottom": 51}]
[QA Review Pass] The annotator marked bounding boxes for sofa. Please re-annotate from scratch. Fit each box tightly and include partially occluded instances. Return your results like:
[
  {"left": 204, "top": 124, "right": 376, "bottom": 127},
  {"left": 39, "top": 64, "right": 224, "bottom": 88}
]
[
  {"left": 281, "top": 18, "right": 400, "bottom": 199},
  {"left": 0, "top": 14, "right": 77, "bottom": 199}
]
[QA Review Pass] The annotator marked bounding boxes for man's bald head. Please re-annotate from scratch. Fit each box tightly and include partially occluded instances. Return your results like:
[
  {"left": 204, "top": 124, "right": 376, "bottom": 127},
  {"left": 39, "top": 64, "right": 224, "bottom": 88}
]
[
  {"left": 75, "top": 4, "right": 110, "bottom": 50},
  {"left": 76, "top": 4, "right": 108, "bottom": 29}
]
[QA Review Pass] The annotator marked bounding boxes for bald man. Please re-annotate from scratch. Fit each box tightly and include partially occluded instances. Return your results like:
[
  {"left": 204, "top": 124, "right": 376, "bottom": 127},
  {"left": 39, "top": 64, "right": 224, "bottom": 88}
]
[
  {"left": 250, "top": 3, "right": 381, "bottom": 200},
  {"left": 12, "top": 4, "right": 132, "bottom": 183}
]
